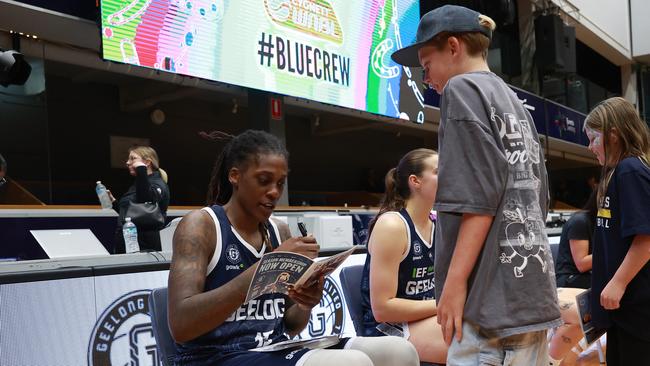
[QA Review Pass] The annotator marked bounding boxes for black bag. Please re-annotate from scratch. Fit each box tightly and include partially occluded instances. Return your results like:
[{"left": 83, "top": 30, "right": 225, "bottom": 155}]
[{"left": 124, "top": 201, "right": 165, "bottom": 230}]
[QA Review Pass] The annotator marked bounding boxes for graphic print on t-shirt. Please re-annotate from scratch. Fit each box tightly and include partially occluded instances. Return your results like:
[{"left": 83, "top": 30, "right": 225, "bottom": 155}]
[
  {"left": 491, "top": 107, "right": 549, "bottom": 279},
  {"left": 597, "top": 196, "right": 611, "bottom": 229}
]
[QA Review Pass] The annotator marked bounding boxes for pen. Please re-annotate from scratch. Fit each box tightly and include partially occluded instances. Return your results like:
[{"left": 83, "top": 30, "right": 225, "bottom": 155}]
[{"left": 297, "top": 221, "right": 308, "bottom": 237}]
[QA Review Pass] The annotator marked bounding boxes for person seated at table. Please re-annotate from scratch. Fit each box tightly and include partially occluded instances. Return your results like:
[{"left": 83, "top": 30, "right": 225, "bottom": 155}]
[
  {"left": 555, "top": 191, "right": 596, "bottom": 289},
  {"left": 360, "top": 148, "right": 447, "bottom": 364},
  {"left": 167, "top": 130, "right": 420, "bottom": 366}
]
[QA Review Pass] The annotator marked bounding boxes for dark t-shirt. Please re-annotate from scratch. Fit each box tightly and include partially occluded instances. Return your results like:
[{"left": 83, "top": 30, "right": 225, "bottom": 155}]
[
  {"left": 555, "top": 211, "right": 593, "bottom": 276},
  {"left": 592, "top": 157, "right": 650, "bottom": 341}
]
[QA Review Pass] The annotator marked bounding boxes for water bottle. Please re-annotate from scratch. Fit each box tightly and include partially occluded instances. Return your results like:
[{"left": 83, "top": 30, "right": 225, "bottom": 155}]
[
  {"left": 95, "top": 181, "right": 112, "bottom": 209},
  {"left": 122, "top": 217, "right": 140, "bottom": 253}
]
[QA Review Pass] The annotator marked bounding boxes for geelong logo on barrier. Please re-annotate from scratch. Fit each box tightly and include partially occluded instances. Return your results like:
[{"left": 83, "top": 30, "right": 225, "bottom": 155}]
[
  {"left": 299, "top": 275, "right": 345, "bottom": 338},
  {"left": 88, "top": 289, "right": 159, "bottom": 366}
]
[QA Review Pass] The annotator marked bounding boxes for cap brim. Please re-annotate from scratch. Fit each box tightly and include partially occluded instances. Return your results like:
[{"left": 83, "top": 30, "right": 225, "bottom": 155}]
[{"left": 391, "top": 42, "right": 425, "bottom": 67}]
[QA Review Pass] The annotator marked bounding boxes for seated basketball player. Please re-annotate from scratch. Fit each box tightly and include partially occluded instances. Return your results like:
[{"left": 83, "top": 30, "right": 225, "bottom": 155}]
[
  {"left": 360, "top": 149, "right": 447, "bottom": 364},
  {"left": 167, "top": 130, "right": 420, "bottom": 366},
  {"left": 360, "top": 149, "right": 590, "bottom": 366}
]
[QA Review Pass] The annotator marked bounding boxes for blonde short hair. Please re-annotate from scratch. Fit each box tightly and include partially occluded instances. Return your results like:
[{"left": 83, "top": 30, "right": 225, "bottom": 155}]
[{"left": 428, "top": 14, "right": 496, "bottom": 59}]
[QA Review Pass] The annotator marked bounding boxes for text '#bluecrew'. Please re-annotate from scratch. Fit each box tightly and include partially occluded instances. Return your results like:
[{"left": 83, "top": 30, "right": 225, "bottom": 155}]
[{"left": 257, "top": 32, "right": 351, "bottom": 86}]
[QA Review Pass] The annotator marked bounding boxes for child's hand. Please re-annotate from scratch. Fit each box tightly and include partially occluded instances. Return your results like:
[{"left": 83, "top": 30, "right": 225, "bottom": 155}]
[
  {"left": 601, "top": 279, "right": 626, "bottom": 310},
  {"left": 436, "top": 280, "right": 467, "bottom": 345}
]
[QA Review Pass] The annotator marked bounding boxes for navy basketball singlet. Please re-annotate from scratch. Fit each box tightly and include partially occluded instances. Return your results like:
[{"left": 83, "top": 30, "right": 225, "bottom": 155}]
[
  {"left": 360, "top": 208, "right": 435, "bottom": 337},
  {"left": 174, "top": 205, "right": 313, "bottom": 365}
]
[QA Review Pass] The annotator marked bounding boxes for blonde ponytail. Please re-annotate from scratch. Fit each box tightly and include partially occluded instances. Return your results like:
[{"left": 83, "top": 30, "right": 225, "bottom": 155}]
[{"left": 158, "top": 168, "right": 168, "bottom": 184}]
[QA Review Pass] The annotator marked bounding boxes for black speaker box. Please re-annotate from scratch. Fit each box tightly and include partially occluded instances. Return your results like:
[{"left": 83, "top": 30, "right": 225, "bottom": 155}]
[
  {"left": 560, "top": 25, "right": 576, "bottom": 74},
  {"left": 535, "top": 15, "right": 576, "bottom": 74},
  {"left": 499, "top": 33, "right": 522, "bottom": 76},
  {"left": 535, "top": 14, "right": 565, "bottom": 71}
]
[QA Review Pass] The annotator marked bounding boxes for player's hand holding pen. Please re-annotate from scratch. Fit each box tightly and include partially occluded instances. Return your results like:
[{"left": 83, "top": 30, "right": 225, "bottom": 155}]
[{"left": 276, "top": 221, "right": 319, "bottom": 259}]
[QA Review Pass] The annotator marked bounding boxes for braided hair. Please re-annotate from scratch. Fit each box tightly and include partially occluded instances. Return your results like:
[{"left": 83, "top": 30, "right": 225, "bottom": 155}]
[{"left": 204, "top": 130, "right": 289, "bottom": 252}]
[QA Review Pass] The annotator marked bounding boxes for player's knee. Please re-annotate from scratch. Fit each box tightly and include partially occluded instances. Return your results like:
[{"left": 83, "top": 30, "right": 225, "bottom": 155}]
[
  {"left": 388, "top": 337, "right": 419, "bottom": 366},
  {"left": 345, "top": 350, "right": 374, "bottom": 366},
  {"left": 358, "top": 336, "right": 419, "bottom": 366}
]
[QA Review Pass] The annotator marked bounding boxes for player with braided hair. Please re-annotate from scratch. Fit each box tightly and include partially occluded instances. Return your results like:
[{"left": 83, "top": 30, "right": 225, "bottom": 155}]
[{"left": 168, "top": 130, "right": 419, "bottom": 366}]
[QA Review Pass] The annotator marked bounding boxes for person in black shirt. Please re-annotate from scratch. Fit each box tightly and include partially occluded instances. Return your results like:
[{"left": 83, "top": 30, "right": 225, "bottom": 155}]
[
  {"left": 555, "top": 191, "right": 596, "bottom": 288},
  {"left": 107, "top": 146, "right": 170, "bottom": 253},
  {"left": 585, "top": 97, "right": 650, "bottom": 365}
]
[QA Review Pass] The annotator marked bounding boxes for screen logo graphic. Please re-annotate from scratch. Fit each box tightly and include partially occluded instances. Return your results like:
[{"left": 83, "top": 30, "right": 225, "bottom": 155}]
[{"left": 265, "top": 0, "right": 343, "bottom": 44}]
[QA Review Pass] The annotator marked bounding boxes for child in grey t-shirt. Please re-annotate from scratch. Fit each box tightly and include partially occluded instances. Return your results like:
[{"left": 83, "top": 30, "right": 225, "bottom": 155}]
[{"left": 392, "top": 5, "right": 561, "bottom": 366}]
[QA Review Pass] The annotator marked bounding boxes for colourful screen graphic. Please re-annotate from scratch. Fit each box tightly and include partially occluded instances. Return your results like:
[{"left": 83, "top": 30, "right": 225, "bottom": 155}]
[{"left": 101, "top": 0, "right": 424, "bottom": 121}]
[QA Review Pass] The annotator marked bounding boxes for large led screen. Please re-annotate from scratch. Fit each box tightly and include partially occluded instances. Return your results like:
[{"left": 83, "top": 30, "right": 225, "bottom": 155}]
[{"left": 100, "top": 0, "right": 423, "bottom": 121}]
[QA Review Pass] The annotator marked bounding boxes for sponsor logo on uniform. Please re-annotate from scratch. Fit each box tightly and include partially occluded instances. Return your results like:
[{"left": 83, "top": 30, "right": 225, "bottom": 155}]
[
  {"left": 413, "top": 241, "right": 422, "bottom": 256},
  {"left": 226, "top": 263, "right": 245, "bottom": 271},
  {"left": 285, "top": 349, "right": 303, "bottom": 360},
  {"left": 226, "top": 244, "right": 241, "bottom": 264},
  {"left": 88, "top": 290, "right": 159, "bottom": 366}
]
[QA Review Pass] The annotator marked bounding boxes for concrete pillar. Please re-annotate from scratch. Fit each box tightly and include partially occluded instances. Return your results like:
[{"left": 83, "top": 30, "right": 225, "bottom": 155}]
[
  {"left": 247, "top": 89, "right": 289, "bottom": 205},
  {"left": 621, "top": 63, "right": 638, "bottom": 107},
  {"left": 517, "top": 0, "right": 539, "bottom": 93}
]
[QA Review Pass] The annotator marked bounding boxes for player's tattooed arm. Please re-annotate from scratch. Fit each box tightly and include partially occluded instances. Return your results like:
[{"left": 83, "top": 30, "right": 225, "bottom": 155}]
[{"left": 167, "top": 210, "right": 258, "bottom": 343}]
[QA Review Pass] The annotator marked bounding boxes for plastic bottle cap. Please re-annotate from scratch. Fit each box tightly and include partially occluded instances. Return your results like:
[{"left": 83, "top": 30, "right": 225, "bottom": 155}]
[
  {"left": 125, "top": 217, "right": 131, "bottom": 222},
  {"left": 96, "top": 181, "right": 101, "bottom": 184}
]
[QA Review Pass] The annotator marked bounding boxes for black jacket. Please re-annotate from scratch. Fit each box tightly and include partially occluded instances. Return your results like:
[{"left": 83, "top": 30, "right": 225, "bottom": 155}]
[{"left": 113, "top": 166, "right": 170, "bottom": 253}]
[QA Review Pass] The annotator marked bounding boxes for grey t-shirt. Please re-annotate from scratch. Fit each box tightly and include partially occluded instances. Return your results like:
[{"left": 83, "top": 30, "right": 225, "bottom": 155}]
[{"left": 434, "top": 71, "right": 562, "bottom": 337}]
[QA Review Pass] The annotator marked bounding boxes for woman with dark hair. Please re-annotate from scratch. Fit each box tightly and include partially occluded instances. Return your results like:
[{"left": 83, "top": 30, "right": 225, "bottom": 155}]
[
  {"left": 555, "top": 190, "right": 597, "bottom": 289},
  {"left": 360, "top": 148, "right": 446, "bottom": 364},
  {"left": 167, "top": 130, "right": 419, "bottom": 366}
]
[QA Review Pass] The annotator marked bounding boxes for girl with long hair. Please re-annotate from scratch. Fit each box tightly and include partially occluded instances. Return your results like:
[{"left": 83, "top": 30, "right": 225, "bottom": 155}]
[{"left": 584, "top": 97, "right": 650, "bottom": 365}]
